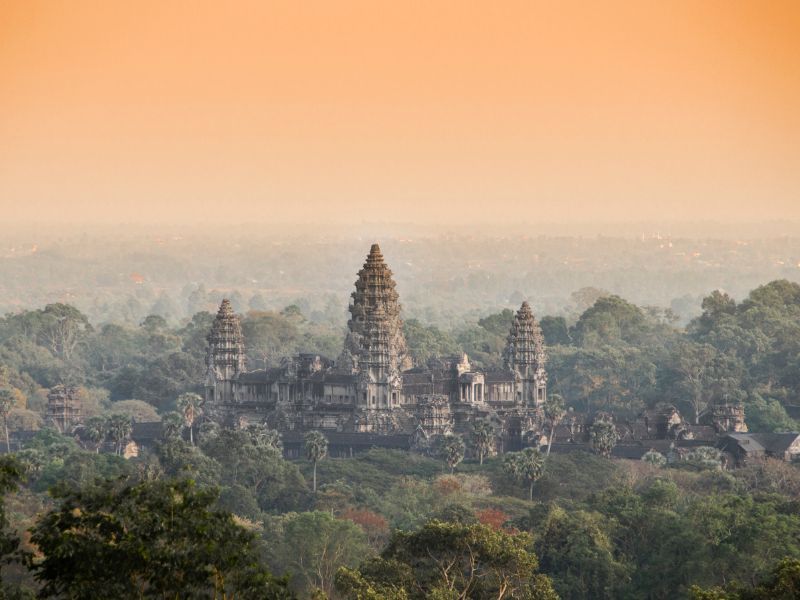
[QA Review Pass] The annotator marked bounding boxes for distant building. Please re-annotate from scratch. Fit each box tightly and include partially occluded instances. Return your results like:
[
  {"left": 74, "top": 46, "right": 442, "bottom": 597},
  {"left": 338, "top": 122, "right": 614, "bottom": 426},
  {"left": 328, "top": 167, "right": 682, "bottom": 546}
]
[
  {"left": 718, "top": 432, "right": 800, "bottom": 466},
  {"left": 201, "top": 242, "right": 765, "bottom": 462},
  {"left": 46, "top": 384, "right": 81, "bottom": 433},
  {"left": 204, "top": 244, "right": 547, "bottom": 454}
]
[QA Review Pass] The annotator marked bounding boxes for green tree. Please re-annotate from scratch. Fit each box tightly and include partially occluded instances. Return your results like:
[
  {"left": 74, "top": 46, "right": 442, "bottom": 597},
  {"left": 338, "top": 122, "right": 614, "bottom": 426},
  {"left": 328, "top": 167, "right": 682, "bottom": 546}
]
[
  {"left": 107, "top": 399, "right": 159, "bottom": 423},
  {"left": 241, "top": 312, "right": 301, "bottom": 369},
  {"left": 247, "top": 423, "right": 283, "bottom": 453},
  {"left": 0, "top": 456, "right": 24, "bottom": 568},
  {"left": 82, "top": 415, "right": 108, "bottom": 453},
  {"left": 438, "top": 434, "right": 466, "bottom": 474},
  {"left": 270, "top": 511, "right": 369, "bottom": 598},
  {"left": 641, "top": 449, "right": 667, "bottom": 467},
  {"left": 176, "top": 392, "right": 204, "bottom": 445},
  {"left": 140, "top": 314, "right": 168, "bottom": 333},
  {"left": 201, "top": 428, "right": 307, "bottom": 512},
  {"left": 589, "top": 418, "right": 619, "bottom": 458},
  {"left": 540, "top": 316, "right": 571, "bottom": 346},
  {"left": 106, "top": 413, "right": 132, "bottom": 455},
  {"left": 745, "top": 394, "right": 798, "bottom": 432},
  {"left": 403, "top": 319, "right": 459, "bottom": 365},
  {"left": 685, "top": 446, "right": 723, "bottom": 470},
  {"left": 156, "top": 438, "right": 223, "bottom": 488},
  {"left": 0, "top": 388, "right": 15, "bottom": 453},
  {"left": 504, "top": 447, "right": 546, "bottom": 501},
  {"left": 16, "top": 447, "right": 46, "bottom": 479},
  {"left": 30, "top": 478, "right": 293, "bottom": 599},
  {"left": 543, "top": 394, "right": 566, "bottom": 456},
  {"left": 534, "top": 505, "right": 629, "bottom": 599},
  {"left": 37, "top": 303, "right": 93, "bottom": 361},
  {"left": 471, "top": 421, "right": 495, "bottom": 465},
  {"left": 666, "top": 341, "right": 717, "bottom": 424},
  {"left": 161, "top": 411, "right": 185, "bottom": 440},
  {"left": 572, "top": 295, "right": 649, "bottom": 347},
  {"left": 477, "top": 309, "right": 516, "bottom": 337},
  {"left": 690, "top": 557, "right": 800, "bottom": 600},
  {"left": 304, "top": 431, "right": 328, "bottom": 493},
  {"left": 336, "top": 520, "right": 558, "bottom": 600}
]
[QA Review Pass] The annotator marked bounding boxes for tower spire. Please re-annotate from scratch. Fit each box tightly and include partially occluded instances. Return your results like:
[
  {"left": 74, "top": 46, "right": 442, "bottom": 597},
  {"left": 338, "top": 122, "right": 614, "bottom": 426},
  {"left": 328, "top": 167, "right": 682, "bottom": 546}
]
[
  {"left": 340, "top": 244, "right": 410, "bottom": 408},
  {"left": 206, "top": 299, "right": 245, "bottom": 380},
  {"left": 504, "top": 301, "right": 547, "bottom": 405}
]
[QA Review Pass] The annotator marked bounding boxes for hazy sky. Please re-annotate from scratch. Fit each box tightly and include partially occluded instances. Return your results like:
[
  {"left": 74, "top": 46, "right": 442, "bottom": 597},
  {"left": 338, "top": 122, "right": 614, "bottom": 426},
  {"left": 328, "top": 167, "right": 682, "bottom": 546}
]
[{"left": 1, "top": 1, "right": 799, "bottom": 225}]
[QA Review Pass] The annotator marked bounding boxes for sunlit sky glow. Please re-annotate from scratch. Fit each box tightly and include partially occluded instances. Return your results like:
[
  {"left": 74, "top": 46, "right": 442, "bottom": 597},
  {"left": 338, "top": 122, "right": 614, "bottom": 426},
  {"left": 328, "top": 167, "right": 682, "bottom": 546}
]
[{"left": 1, "top": 1, "right": 799, "bottom": 225}]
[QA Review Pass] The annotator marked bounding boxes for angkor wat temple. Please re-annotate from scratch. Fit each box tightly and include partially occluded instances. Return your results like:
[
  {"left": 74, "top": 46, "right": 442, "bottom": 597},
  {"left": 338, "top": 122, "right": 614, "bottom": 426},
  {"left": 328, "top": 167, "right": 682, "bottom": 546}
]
[
  {"left": 203, "top": 243, "right": 759, "bottom": 460},
  {"left": 204, "top": 244, "right": 547, "bottom": 455}
]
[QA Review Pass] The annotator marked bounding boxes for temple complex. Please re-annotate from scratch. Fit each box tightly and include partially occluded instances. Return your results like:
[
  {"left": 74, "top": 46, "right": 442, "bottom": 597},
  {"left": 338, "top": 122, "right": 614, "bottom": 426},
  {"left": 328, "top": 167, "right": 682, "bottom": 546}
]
[
  {"left": 203, "top": 243, "right": 748, "bottom": 458},
  {"left": 204, "top": 243, "right": 548, "bottom": 454}
]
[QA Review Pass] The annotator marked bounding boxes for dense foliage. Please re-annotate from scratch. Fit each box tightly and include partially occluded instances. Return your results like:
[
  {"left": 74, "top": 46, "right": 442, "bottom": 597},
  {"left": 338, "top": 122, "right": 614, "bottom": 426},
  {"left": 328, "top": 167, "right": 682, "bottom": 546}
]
[
  {"left": 30, "top": 479, "right": 293, "bottom": 599},
  {"left": 336, "top": 520, "right": 558, "bottom": 599},
  {"left": 2, "top": 280, "right": 800, "bottom": 432},
  {"left": 0, "top": 426, "right": 798, "bottom": 598},
  {"left": 1, "top": 279, "right": 800, "bottom": 597}
]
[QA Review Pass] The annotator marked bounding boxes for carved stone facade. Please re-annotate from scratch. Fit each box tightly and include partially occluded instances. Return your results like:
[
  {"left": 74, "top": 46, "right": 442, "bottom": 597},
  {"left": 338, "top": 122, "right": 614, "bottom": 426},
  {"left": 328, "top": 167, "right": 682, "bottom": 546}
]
[
  {"left": 204, "top": 299, "right": 245, "bottom": 417},
  {"left": 710, "top": 403, "right": 748, "bottom": 434},
  {"left": 339, "top": 243, "right": 411, "bottom": 411},
  {"left": 503, "top": 301, "right": 547, "bottom": 406},
  {"left": 204, "top": 244, "right": 546, "bottom": 451},
  {"left": 46, "top": 384, "right": 81, "bottom": 433}
]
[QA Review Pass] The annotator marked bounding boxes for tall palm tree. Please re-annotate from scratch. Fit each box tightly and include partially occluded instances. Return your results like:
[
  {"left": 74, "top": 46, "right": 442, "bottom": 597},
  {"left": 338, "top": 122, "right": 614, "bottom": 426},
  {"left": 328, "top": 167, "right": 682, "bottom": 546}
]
[
  {"left": 176, "top": 392, "right": 205, "bottom": 445},
  {"left": 17, "top": 448, "right": 45, "bottom": 478},
  {"left": 304, "top": 431, "right": 328, "bottom": 493},
  {"left": 84, "top": 415, "right": 108, "bottom": 453},
  {"left": 471, "top": 420, "right": 495, "bottom": 465},
  {"left": 543, "top": 394, "right": 566, "bottom": 456},
  {"left": 107, "top": 413, "right": 133, "bottom": 456},
  {"left": 503, "top": 447, "right": 545, "bottom": 501},
  {"left": 589, "top": 419, "right": 619, "bottom": 458},
  {"left": 0, "top": 388, "right": 16, "bottom": 453},
  {"left": 161, "top": 412, "right": 185, "bottom": 440}
]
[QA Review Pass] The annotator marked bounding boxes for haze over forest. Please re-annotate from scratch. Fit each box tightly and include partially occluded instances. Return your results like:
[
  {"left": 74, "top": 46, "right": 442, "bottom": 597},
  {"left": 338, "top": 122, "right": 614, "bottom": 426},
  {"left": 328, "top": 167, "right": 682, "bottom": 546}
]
[
  {"left": 2, "top": 223, "right": 800, "bottom": 331},
  {"left": 3, "top": 1, "right": 800, "bottom": 225},
  {"left": 4, "top": 2, "right": 800, "bottom": 599}
]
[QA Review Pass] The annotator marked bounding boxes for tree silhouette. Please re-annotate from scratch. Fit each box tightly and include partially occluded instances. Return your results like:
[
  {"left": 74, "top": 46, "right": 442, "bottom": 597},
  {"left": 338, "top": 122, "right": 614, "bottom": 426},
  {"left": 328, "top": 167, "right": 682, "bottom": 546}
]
[
  {"left": 471, "top": 420, "right": 495, "bottom": 465},
  {"left": 176, "top": 392, "right": 204, "bottom": 445},
  {"left": 107, "top": 413, "right": 133, "bottom": 456},
  {"left": 0, "top": 389, "right": 15, "bottom": 453},
  {"left": 589, "top": 417, "right": 619, "bottom": 458},
  {"left": 304, "top": 431, "right": 328, "bottom": 493},
  {"left": 83, "top": 416, "right": 108, "bottom": 453},
  {"left": 439, "top": 434, "right": 466, "bottom": 474},
  {"left": 503, "top": 447, "right": 545, "bottom": 501},
  {"left": 543, "top": 394, "right": 566, "bottom": 456}
]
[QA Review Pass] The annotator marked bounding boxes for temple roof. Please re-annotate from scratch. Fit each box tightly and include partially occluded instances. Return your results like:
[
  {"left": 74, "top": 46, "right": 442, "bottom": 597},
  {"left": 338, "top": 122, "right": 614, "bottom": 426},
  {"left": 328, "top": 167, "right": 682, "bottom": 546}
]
[
  {"left": 484, "top": 370, "right": 516, "bottom": 383},
  {"left": 340, "top": 243, "right": 410, "bottom": 375},
  {"left": 723, "top": 432, "right": 800, "bottom": 455},
  {"left": 207, "top": 299, "right": 245, "bottom": 375},
  {"left": 503, "top": 301, "right": 546, "bottom": 373},
  {"left": 238, "top": 368, "right": 286, "bottom": 383}
]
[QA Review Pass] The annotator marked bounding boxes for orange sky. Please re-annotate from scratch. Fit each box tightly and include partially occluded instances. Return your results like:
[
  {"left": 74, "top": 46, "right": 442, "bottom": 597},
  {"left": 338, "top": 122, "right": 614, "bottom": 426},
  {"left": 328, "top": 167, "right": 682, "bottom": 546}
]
[{"left": 1, "top": 1, "right": 799, "bottom": 225}]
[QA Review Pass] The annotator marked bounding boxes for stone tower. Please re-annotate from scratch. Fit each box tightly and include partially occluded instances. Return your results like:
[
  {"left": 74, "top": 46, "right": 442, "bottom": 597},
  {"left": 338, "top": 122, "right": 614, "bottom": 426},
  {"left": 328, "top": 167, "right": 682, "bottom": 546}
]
[
  {"left": 46, "top": 384, "right": 81, "bottom": 433},
  {"left": 205, "top": 299, "right": 245, "bottom": 405},
  {"left": 340, "top": 244, "right": 410, "bottom": 409},
  {"left": 503, "top": 301, "right": 547, "bottom": 406},
  {"left": 711, "top": 402, "right": 748, "bottom": 433}
]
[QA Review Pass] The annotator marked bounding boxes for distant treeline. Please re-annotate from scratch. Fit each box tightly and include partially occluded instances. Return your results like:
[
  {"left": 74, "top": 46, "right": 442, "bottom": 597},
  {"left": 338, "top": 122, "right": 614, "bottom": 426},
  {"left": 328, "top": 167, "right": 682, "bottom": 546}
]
[{"left": 3, "top": 234, "right": 800, "bottom": 329}]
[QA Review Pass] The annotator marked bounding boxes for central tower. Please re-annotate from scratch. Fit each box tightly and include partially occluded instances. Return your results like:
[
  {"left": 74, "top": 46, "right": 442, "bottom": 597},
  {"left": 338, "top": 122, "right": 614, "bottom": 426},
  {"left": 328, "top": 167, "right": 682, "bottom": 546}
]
[
  {"left": 205, "top": 299, "right": 245, "bottom": 406},
  {"left": 503, "top": 301, "right": 547, "bottom": 406},
  {"left": 340, "top": 244, "right": 410, "bottom": 409}
]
